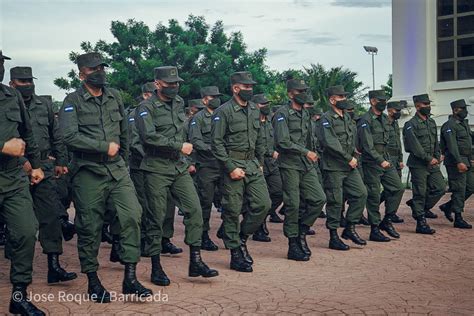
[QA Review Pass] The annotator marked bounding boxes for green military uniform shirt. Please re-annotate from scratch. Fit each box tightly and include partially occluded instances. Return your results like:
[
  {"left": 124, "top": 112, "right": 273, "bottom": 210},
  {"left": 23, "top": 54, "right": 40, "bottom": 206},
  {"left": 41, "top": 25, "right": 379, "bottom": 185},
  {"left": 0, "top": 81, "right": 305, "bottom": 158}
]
[
  {"left": 127, "top": 107, "right": 146, "bottom": 170},
  {"left": 386, "top": 119, "right": 403, "bottom": 167},
  {"left": 59, "top": 84, "right": 129, "bottom": 179},
  {"left": 357, "top": 109, "right": 390, "bottom": 165},
  {"left": 441, "top": 116, "right": 473, "bottom": 167},
  {"left": 403, "top": 114, "right": 441, "bottom": 168},
  {"left": 211, "top": 97, "right": 265, "bottom": 174},
  {"left": 261, "top": 119, "right": 279, "bottom": 176},
  {"left": 188, "top": 108, "right": 217, "bottom": 168}
]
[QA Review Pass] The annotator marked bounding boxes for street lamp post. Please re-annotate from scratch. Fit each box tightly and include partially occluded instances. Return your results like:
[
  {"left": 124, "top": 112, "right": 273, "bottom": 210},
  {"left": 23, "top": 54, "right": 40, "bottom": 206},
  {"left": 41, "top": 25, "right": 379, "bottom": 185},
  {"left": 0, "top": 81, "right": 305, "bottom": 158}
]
[{"left": 363, "top": 46, "right": 378, "bottom": 90}]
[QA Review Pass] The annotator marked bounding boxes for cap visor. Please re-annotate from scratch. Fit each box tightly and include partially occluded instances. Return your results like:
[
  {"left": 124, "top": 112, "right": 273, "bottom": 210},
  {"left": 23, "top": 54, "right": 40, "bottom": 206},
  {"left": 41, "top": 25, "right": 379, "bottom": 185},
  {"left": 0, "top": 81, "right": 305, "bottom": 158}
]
[
  {"left": 1, "top": 55, "right": 11, "bottom": 60},
  {"left": 240, "top": 79, "right": 257, "bottom": 85},
  {"left": 87, "top": 61, "right": 109, "bottom": 68},
  {"left": 162, "top": 76, "right": 184, "bottom": 83}
]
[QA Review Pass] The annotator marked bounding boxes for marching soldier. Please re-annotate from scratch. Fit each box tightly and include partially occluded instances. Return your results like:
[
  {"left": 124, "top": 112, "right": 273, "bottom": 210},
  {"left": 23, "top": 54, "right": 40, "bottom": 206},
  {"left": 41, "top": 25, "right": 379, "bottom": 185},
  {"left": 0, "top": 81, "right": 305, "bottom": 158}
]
[
  {"left": 211, "top": 71, "right": 271, "bottom": 272},
  {"left": 60, "top": 52, "right": 152, "bottom": 301},
  {"left": 439, "top": 99, "right": 473, "bottom": 229},
  {"left": 403, "top": 93, "right": 445, "bottom": 234}
]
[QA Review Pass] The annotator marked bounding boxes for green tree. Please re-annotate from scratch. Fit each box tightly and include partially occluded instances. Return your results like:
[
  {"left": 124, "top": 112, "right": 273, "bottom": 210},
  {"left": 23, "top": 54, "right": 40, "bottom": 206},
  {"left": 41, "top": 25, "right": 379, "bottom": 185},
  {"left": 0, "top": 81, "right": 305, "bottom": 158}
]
[{"left": 381, "top": 74, "right": 392, "bottom": 98}]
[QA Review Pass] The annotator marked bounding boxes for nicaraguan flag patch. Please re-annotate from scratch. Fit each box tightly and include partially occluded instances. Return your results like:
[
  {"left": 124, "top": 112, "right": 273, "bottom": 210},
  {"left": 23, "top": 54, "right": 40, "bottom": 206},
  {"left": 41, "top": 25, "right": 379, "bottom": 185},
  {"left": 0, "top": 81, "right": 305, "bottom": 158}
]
[
  {"left": 128, "top": 117, "right": 135, "bottom": 122},
  {"left": 213, "top": 117, "right": 220, "bottom": 121},
  {"left": 64, "top": 106, "right": 74, "bottom": 112},
  {"left": 277, "top": 117, "right": 284, "bottom": 122},
  {"left": 139, "top": 111, "right": 148, "bottom": 117}
]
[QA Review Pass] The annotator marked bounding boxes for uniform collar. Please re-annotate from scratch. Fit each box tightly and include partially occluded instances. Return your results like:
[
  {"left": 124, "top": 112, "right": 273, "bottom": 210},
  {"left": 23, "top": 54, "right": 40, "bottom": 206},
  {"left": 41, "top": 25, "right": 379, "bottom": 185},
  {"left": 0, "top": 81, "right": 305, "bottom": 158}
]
[
  {"left": 328, "top": 107, "right": 342, "bottom": 119},
  {"left": 204, "top": 108, "right": 212, "bottom": 117},
  {"left": 231, "top": 97, "right": 255, "bottom": 112},
  {"left": 78, "top": 83, "right": 115, "bottom": 102},
  {"left": 0, "top": 83, "right": 13, "bottom": 99}
]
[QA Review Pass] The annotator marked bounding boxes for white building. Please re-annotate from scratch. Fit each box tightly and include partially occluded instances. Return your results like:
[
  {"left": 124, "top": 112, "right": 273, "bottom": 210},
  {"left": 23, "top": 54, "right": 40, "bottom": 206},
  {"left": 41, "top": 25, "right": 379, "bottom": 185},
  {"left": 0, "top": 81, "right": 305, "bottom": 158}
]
[{"left": 391, "top": 0, "right": 474, "bottom": 126}]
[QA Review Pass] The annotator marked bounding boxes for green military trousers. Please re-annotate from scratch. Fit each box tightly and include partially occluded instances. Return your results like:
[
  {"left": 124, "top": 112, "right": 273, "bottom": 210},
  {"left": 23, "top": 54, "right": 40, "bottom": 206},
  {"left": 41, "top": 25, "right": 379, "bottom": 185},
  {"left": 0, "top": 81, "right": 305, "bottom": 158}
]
[
  {"left": 196, "top": 166, "right": 222, "bottom": 232},
  {"left": 409, "top": 166, "right": 445, "bottom": 218},
  {"left": 162, "top": 192, "right": 177, "bottom": 240},
  {"left": 445, "top": 165, "right": 474, "bottom": 214},
  {"left": 72, "top": 168, "right": 142, "bottom": 273},
  {"left": 264, "top": 168, "right": 283, "bottom": 215}
]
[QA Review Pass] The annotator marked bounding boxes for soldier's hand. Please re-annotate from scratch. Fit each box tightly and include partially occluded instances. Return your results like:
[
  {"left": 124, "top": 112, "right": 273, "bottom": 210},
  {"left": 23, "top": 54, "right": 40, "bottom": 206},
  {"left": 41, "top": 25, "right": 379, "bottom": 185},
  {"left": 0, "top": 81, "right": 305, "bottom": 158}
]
[
  {"left": 229, "top": 168, "right": 245, "bottom": 180},
  {"left": 1, "top": 138, "right": 26, "bottom": 157},
  {"left": 457, "top": 162, "right": 468, "bottom": 173},
  {"left": 23, "top": 161, "right": 33, "bottom": 175},
  {"left": 380, "top": 161, "right": 391, "bottom": 169},
  {"left": 30, "top": 168, "right": 44, "bottom": 185},
  {"left": 440, "top": 155, "right": 445, "bottom": 162},
  {"left": 188, "top": 164, "right": 197, "bottom": 174},
  {"left": 348, "top": 157, "right": 358, "bottom": 169},
  {"left": 181, "top": 142, "right": 193, "bottom": 156},
  {"left": 429, "top": 158, "right": 439, "bottom": 166},
  {"left": 272, "top": 151, "right": 279, "bottom": 160},
  {"left": 399, "top": 162, "right": 405, "bottom": 169},
  {"left": 54, "top": 166, "right": 68, "bottom": 178},
  {"left": 108, "top": 142, "right": 120, "bottom": 157},
  {"left": 306, "top": 151, "right": 318, "bottom": 163}
]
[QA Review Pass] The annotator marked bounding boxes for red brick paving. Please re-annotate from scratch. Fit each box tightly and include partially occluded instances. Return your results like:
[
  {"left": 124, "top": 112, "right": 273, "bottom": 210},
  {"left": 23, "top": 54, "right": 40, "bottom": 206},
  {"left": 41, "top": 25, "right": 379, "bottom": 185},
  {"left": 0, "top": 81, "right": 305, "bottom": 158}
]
[{"left": 1, "top": 192, "right": 474, "bottom": 315}]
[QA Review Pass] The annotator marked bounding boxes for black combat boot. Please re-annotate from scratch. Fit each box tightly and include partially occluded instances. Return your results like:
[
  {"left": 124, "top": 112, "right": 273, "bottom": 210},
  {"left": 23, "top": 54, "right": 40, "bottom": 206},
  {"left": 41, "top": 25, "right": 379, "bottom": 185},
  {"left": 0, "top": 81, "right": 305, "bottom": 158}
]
[
  {"left": 239, "top": 233, "right": 253, "bottom": 264},
  {"left": 439, "top": 202, "right": 454, "bottom": 222},
  {"left": 59, "top": 216, "right": 76, "bottom": 241},
  {"left": 298, "top": 225, "right": 311, "bottom": 257},
  {"left": 101, "top": 224, "right": 113, "bottom": 244},
  {"left": 47, "top": 253, "right": 77, "bottom": 284},
  {"left": 230, "top": 248, "right": 253, "bottom": 272},
  {"left": 391, "top": 213, "right": 404, "bottom": 223},
  {"left": 319, "top": 211, "right": 327, "bottom": 219},
  {"left": 379, "top": 216, "right": 400, "bottom": 238},
  {"left": 329, "top": 229, "right": 350, "bottom": 251},
  {"left": 216, "top": 223, "right": 224, "bottom": 239},
  {"left": 339, "top": 212, "right": 347, "bottom": 228},
  {"left": 269, "top": 211, "right": 283, "bottom": 223},
  {"left": 454, "top": 213, "right": 472, "bottom": 229},
  {"left": 110, "top": 234, "right": 122, "bottom": 263},
  {"left": 358, "top": 215, "right": 370, "bottom": 226},
  {"left": 341, "top": 224, "right": 367, "bottom": 245},
  {"left": 369, "top": 225, "right": 391, "bottom": 242},
  {"left": 425, "top": 209, "right": 438, "bottom": 219},
  {"left": 287, "top": 237, "right": 310, "bottom": 261},
  {"left": 252, "top": 224, "right": 271, "bottom": 242},
  {"left": 189, "top": 246, "right": 219, "bottom": 277},
  {"left": 201, "top": 231, "right": 219, "bottom": 251},
  {"left": 87, "top": 272, "right": 111, "bottom": 303},
  {"left": 9, "top": 284, "right": 45, "bottom": 315},
  {"left": 150, "top": 255, "right": 170, "bottom": 286},
  {"left": 416, "top": 216, "right": 436, "bottom": 234},
  {"left": 161, "top": 237, "right": 183, "bottom": 254},
  {"left": 122, "top": 263, "right": 153, "bottom": 297}
]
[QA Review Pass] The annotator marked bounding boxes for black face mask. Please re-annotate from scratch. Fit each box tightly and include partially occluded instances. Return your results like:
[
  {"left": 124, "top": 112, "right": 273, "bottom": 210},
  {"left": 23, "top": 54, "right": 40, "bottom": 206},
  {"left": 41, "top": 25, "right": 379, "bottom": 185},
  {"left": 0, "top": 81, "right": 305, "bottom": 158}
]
[
  {"left": 260, "top": 106, "right": 271, "bottom": 116},
  {"left": 375, "top": 101, "right": 386, "bottom": 112},
  {"left": 85, "top": 70, "right": 107, "bottom": 88},
  {"left": 208, "top": 98, "right": 221, "bottom": 109},
  {"left": 419, "top": 106, "right": 431, "bottom": 116},
  {"left": 16, "top": 84, "right": 35, "bottom": 98},
  {"left": 392, "top": 111, "right": 401, "bottom": 120},
  {"left": 161, "top": 85, "right": 179, "bottom": 99},
  {"left": 457, "top": 108, "right": 468, "bottom": 120},
  {"left": 347, "top": 111, "right": 355, "bottom": 119},
  {"left": 238, "top": 89, "right": 253, "bottom": 102},
  {"left": 0, "top": 64, "right": 4, "bottom": 82},
  {"left": 293, "top": 92, "right": 308, "bottom": 106},
  {"left": 335, "top": 100, "right": 347, "bottom": 110}
]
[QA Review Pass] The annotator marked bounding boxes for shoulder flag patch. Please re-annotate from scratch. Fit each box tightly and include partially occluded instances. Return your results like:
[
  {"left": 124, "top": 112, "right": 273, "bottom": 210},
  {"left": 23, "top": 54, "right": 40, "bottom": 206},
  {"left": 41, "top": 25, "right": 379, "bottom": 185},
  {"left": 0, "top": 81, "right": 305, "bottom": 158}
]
[
  {"left": 361, "top": 123, "right": 368, "bottom": 128},
  {"left": 64, "top": 106, "right": 74, "bottom": 112},
  {"left": 191, "top": 121, "right": 196, "bottom": 126},
  {"left": 445, "top": 128, "right": 452, "bottom": 133},
  {"left": 406, "top": 125, "right": 412, "bottom": 130},
  {"left": 128, "top": 117, "right": 135, "bottom": 122},
  {"left": 277, "top": 116, "right": 284, "bottom": 122},
  {"left": 322, "top": 121, "right": 330, "bottom": 128},
  {"left": 213, "top": 116, "right": 220, "bottom": 121},
  {"left": 139, "top": 111, "right": 148, "bottom": 117}
]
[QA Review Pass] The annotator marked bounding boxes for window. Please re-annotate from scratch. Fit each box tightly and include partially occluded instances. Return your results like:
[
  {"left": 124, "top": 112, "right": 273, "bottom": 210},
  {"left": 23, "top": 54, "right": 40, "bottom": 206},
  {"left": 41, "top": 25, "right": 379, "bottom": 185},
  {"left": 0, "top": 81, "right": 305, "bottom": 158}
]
[{"left": 437, "top": 0, "right": 474, "bottom": 81}]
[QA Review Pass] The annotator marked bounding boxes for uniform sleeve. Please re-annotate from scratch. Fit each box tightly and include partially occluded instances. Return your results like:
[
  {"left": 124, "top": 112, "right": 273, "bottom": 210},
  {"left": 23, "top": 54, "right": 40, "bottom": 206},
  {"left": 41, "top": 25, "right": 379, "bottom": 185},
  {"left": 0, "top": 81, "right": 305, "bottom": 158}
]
[
  {"left": 319, "top": 116, "right": 353, "bottom": 163},
  {"left": 129, "top": 117, "right": 145, "bottom": 159},
  {"left": 188, "top": 117, "right": 211, "bottom": 152},
  {"left": 115, "top": 94, "right": 129, "bottom": 163},
  {"left": 357, "top": 119, "right": 385, "bottom": 165},
  {"left": 211, "top": 109, "right": 236, "bottom": 173},
  {"left": 47, "top": 102, "right": 67, "bottom": 166},
  {"left": 402, "top": 122, "right": 431, "bottom": 162},
  {"left": 442, "top": 122, "right": 462, "bottom": 164},
  {"left": 433, "top": 121, "right": 441, "bottom": 160},
  {"left": 59, "top": 96, "right": 110, "bottom": 154},
  {"left": 134, "top": 104, "right": 182, "bottom": 152},
  {"left": 255, "top": 122, "right": 265, "bottom": 166},
  {"left": 395, "top": 122, "right": 403, "bottom": 164},
  {"left": 15, "top": 91, "right": 41, "bottom": 169},
  {"left": 272, "top": 113, "right": 309, "bottom": 155}
]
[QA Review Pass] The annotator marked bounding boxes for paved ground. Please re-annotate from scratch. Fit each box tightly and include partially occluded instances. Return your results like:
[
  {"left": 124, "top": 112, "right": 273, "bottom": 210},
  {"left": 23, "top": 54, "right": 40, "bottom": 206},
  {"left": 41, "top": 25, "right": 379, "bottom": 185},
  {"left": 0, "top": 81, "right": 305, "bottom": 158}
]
[{"left": 1, "top": 191, "right": 474, "bottom": 315}]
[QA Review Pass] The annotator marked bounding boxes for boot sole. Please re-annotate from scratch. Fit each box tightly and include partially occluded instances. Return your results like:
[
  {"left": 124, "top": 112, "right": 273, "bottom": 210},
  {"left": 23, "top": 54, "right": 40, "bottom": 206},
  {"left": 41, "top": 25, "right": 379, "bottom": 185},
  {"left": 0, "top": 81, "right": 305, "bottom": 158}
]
[
  {"left": 189, "top": 271, "right": 219, "bottom": 277},
  {"left": 287, "top": 256, "right": 310, "bottom": 261},
  {"left": 341, "top": 234, "right": 367, "bottom": 246},
  {"left": 151, "top": 279, "right": 171, "bottom": 286},
  {"left": 48, "top": 274, "right": 78, "bottom": 284},
  {"left": 230, "top": 266, "right": 253, "bottom": 272}
]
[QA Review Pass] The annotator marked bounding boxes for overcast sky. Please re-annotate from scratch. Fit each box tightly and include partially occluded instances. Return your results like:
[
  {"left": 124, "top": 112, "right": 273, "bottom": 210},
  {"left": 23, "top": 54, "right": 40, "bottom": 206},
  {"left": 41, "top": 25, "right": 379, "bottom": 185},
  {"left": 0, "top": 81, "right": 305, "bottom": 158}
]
[{"left": 0, "top": 0, "right": 392, "bottom": 101}]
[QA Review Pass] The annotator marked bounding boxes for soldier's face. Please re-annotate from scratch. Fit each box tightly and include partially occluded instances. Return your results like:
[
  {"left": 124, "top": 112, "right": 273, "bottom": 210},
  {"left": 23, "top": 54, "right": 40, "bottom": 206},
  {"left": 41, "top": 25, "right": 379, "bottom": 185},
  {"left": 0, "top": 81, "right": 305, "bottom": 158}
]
[
  {"left": 79, "top": 65, "right": 104, "bottom": 80},
  {"left": 233, "top": 83, "right": 253, "bottom": 94},
  {"left": 142, "top": 92, "right": 153, "bottom": 100},
  {"left": 10, "top": 78, "right": 33, "bottom": 88},
  {"left": 329, "top": 95, "right": 346, "bottom": 105}
]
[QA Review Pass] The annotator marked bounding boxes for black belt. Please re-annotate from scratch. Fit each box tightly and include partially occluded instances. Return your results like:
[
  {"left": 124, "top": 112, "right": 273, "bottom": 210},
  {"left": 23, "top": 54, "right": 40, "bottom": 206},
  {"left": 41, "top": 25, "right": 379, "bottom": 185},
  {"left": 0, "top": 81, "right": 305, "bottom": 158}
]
[
  {"left": 145, "top": 147, "right": 180, "bottom": 160},
  {"left": 228, "top": 150, "right": 255, "bottom": 160},
  {"left": 74, "top": 152, "right": 110, "bottom": 163}
]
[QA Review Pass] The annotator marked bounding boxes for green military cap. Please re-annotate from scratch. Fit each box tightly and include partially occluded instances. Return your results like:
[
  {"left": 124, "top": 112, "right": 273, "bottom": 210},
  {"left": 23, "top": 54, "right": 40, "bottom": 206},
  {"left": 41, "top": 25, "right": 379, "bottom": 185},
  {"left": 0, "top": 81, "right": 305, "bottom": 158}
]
[
  {"left": 76, "top": 52, "right": 108, "bottom": 69},
  {"left": 399, "top": 100, "right": 408, "bottom": 108},
  {"left": 387, "top": 101, "right": 403, "bottom": 110},
  {"left": 413, "top": 93, "right": 432, "bottom": 104},
  {"left": 251, "top": 94, "right": 269, "bottom": 105},
  {"left": 154, "top": 66, "right": 183, "bottom": 82},
  {"left": 272, "top": 105, "right": 281, "bottom": 113},
  {"left": 305, "top": 93, "right": 315, "bottom": 105},
  {"left": 10, "top": 66, "right": 37, "bottom": 80},
  {"left": 286, "top": 78, "right": 308, "bottom": 91},
  {"left": 141, "top": 82, "right": 156, "bottom": 93},
  {"left": 200, "top": 86, "right": 223, "bottom": 98},
  {"left": 0, "top": 50, "right": 11, "bottom": 60},
  {"left": 368, "top": 90, "right": 388, "bottom": 100},
  {"left": 230, "top": 71, "right": 256, "bottom": 85},
  {"left": 450, "top": 99, "right": 470, "bottom": 109},
  {"left": 314, "top": 107, "right": 323, "bottom": 115},
  {"left": 326, "top": 85, "right": 349, "bottom": 97},
  {"left": 39, "top": 95, "right": 53, "bottom": 103},
  {"left": 188, "top": 99, "right": 205, "bottom": 109}
]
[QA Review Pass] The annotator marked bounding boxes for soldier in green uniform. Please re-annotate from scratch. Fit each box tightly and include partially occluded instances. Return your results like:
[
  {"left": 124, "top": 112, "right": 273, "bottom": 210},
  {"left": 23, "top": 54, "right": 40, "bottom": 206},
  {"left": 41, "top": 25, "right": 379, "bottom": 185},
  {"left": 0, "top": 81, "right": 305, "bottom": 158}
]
[
  {"left": 310, "top": 106, "right": 327, "bottom": 220},
  {"left": 135, "top": 66, "right": 218, "bottom": 286},
  {"left": 402, "top": 93, "right": 445, "bottom": 234},
  {"left": 439, "top": 99, "right": 473, "bottom": 229},
  {"left": 9, "top": 66, "right": 78, "bottom": 283},
  {"left": 59, "top": 52, "right": 152, "bottom": 302},
  {"left": 318, "top": 85, "right": 368, "bottom": 251},
  {"left": 188, "top": 86, "right": 223, "bottom": 250},
  {"left": 357, "top": 90, "right": 404, "bottom": 242},
  {"left": 211, "top": 71, "right": 271, "bottom": 272},
  {"left": 380, "top": 100, "right": 406, "bottom": 224},
  {"left": 273, "top": 80, "right": 326, "bottom": 261},
  {"left": 0, "top": 50, "right": 46, "bottom": 315},
  {"left": 251, "top": 94, "right": 283, "bottom": 242}
]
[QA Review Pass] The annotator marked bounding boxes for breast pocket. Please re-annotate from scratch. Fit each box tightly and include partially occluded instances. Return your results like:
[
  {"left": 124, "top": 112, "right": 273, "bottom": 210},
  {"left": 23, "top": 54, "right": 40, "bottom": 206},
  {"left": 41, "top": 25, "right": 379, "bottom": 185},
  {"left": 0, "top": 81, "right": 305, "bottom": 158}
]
[{"left": 2, "top": 110, "right": 23, "bottom": 138}]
